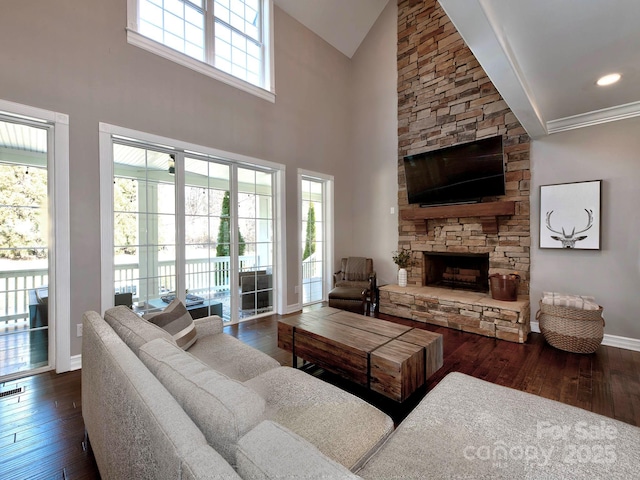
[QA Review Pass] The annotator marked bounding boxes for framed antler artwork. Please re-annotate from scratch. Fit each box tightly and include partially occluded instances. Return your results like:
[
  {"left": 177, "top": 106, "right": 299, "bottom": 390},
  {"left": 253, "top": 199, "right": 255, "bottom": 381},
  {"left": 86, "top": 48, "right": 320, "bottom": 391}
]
[{"left": 539, "top": 180, "right": 601, "bottom": 250}]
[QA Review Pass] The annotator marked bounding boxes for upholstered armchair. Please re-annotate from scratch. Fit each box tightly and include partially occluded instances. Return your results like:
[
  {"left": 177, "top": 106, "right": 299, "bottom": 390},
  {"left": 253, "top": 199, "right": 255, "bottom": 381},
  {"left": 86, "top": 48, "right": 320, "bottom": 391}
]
[{"left": 331, "top": 257, "right": 376, "bottom": 315}]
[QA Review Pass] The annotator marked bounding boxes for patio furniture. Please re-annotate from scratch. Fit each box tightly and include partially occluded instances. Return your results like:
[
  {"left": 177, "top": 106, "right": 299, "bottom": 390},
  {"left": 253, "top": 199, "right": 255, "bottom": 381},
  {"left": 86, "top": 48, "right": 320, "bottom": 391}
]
[{"left": 240, "top": 273, "right": 272, "bottom": 312}]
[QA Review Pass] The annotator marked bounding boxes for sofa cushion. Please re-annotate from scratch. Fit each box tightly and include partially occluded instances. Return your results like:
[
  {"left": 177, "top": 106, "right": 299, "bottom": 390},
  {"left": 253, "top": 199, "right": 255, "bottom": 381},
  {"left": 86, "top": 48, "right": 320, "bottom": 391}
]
[
  {"left": 237, "top": 421, "right": 360, "bottom": 480},
  {"left": 104, "top": 305, "right": 176, "bottom": 354},
  {"left": 139, "top": 338, "right": 266, "bottom": 465},
  {"left": 244, "top": 366, "right": 393, "bottom": 470},
  {"left": 187, "top": 332, "right": 280, "bottom": 382},
  {"left": 82, "top": 311, "right": 240, "bottom": 480},
  {"left": 147, "top": 299, "right": 197, "bottom": 350},
  {"left": 357, "top": 372, "right": 640, "bottom": 479}
]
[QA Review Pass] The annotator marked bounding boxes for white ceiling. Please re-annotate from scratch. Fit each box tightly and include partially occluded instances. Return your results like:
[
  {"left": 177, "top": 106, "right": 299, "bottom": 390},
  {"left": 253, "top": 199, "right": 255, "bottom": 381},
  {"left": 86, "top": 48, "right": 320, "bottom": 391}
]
[
  {"left": 277, "top": 0, "right": 640, "bottom": 139},
  {"left": 440, "top": 0, "right": 640, "bottom": 138},
  {"left": 273, "top": 0, "right": 389, "bottom": 58}
]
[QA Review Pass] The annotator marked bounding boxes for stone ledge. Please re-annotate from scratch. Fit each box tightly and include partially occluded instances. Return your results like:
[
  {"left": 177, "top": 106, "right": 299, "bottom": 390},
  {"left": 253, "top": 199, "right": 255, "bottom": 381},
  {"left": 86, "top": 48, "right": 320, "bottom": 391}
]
[{"left": 379, "top": 285, "right": 530, "bottom": 343}]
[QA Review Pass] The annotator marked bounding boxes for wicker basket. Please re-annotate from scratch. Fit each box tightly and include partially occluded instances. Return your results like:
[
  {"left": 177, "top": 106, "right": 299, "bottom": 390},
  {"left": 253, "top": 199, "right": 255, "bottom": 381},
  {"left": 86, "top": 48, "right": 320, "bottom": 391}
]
[{"left": 537, "top": 301, "right": 604, "bottom": 354}]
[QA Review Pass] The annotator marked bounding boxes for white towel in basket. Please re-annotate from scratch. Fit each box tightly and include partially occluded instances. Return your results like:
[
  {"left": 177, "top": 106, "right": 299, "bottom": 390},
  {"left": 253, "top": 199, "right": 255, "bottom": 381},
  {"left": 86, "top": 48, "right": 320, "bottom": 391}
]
[{"left": 541, "top": 292, "right": 600, "bottom": 310}]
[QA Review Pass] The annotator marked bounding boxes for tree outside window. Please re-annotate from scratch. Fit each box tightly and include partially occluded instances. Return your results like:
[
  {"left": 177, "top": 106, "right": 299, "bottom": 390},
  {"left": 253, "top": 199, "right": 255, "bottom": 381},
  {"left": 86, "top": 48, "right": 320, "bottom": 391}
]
[
  {"left": 216, "top": 191, "right": 246, "bottom": 256},
  {"left": 302, "top": 202, "right": 316, "bottom": 261}
]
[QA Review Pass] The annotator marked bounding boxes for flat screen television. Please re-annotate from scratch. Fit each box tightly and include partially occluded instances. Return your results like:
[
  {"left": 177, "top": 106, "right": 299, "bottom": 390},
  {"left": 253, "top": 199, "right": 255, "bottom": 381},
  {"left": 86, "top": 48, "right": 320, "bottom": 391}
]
[{"left": 403, "top": 136, "right": 505, "bottom": 207}]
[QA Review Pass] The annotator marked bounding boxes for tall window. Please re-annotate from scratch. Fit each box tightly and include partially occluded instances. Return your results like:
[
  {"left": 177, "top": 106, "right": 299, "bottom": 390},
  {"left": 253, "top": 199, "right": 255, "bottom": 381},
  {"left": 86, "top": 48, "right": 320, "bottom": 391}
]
[
  {"left": 0, "top": 100, "right": 70, "bottom": 379},
  {"left": 104, "top": 127, "right": 280, "bottom": 323},
  {"left": 0, "top": 120, "right": 50, "bottom": 378},
  {"left": 213, "top": 0, "right": 263, "bottom": 86},
  {"left": 128, "top": 0, "right": 273, "bottom": 99},
  {"left": 299, "top": 171, "right": 333, "bottom": 306}
]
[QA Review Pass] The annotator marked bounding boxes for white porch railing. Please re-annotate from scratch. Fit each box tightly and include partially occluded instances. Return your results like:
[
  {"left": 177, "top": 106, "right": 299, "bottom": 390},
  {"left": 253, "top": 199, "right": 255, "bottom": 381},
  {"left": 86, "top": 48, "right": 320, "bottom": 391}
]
[
  {"left": 0, "top": 267, "right": 48, "bottom": 323},
  {"left": 0, "top": 256, "right": 259, "bottom": 323},
  {"left": 302, "top": 252, "right": 321, "bottom": 280},
  {"left": 114, "top": 255, "right": 257, "bottom": 301}
]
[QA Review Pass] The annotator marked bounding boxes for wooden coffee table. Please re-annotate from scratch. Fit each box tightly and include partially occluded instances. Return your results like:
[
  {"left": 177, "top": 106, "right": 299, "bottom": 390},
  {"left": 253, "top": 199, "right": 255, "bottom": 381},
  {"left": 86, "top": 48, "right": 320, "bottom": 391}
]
[{"left": 278, "top": 307, "right": 443, "bottom": 402}]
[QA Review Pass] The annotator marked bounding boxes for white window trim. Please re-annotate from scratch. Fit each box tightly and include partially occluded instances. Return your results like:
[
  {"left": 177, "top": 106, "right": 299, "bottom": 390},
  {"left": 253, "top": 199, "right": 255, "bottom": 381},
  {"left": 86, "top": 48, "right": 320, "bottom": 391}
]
[
  {"left": 99, "top": 122, "right": 286, "bottom": 317},
  {"left": 296, "top": 169, "right": 334, "bottom": 311},
  {"left": 0, "top": 99, "right": 71, "bottom": 375},
  {"left": 126, "top": 0, "right": 275, "bottom": 103}
]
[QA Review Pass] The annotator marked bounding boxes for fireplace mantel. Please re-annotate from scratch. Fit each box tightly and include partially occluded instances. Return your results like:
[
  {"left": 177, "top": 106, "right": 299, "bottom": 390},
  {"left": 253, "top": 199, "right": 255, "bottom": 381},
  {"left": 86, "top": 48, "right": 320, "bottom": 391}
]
[{"left": 400, "top": 201, "right": 515, "bottom": 234}]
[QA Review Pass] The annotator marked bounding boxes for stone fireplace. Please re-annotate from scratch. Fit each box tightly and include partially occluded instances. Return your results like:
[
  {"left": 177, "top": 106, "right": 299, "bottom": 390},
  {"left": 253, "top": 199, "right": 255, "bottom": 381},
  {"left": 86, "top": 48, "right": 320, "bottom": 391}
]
[
  {"left": 378, "top": 0, "right": 532, "bottom": 343},
  {"left": 423, "top": 252, "right": 489, "bottom": 292}
]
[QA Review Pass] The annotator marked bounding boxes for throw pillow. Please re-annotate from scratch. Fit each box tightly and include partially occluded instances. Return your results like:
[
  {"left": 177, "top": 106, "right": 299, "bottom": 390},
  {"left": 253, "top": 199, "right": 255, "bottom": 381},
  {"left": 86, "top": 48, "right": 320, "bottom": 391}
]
[{"left": 147, "top": 298, "right": 197, "bottom": 350}]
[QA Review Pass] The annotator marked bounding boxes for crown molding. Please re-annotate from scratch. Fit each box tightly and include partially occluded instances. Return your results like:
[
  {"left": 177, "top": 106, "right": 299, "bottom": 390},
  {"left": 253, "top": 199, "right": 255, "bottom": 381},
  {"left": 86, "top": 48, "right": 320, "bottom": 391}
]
[{"left": 546, "top": 100, "right": 640, "bottom": 135}]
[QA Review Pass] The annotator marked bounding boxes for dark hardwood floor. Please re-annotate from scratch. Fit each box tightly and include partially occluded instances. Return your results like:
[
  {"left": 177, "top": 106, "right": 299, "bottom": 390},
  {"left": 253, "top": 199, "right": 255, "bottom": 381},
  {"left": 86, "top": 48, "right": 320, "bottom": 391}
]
[{"left": 1, "top": 309, "right": 639, "bottom": 479}]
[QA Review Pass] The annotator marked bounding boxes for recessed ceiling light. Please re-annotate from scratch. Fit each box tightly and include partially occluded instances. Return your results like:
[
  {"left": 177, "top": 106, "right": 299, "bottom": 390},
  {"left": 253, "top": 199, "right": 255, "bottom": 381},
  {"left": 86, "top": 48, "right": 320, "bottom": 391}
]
[{"left": 596, "top": 73, "right": 621, "bottom": 86}]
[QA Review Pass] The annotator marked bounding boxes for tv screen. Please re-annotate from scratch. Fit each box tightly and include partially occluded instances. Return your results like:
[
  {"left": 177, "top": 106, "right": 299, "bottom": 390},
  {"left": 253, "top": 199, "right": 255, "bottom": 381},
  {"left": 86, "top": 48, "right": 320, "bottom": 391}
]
[{"left": 403, "top": 136, "right": 505, "bottom": 206}]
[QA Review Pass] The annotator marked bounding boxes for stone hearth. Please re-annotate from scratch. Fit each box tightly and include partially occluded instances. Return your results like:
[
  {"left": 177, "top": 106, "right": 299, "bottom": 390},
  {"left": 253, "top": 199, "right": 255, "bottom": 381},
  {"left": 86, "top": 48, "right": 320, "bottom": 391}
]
[{"left": 379, "top": 285, "right": 530, "bottom": 343}]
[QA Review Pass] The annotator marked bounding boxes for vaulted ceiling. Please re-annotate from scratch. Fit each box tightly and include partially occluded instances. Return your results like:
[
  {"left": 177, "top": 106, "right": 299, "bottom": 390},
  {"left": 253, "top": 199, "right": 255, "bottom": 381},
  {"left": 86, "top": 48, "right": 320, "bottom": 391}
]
[
  {"left": 273, "top": 0, "right": 388, "bottom": 58},
  {"left": 278, "top": 0, "right": 640, "bottom": 138}
]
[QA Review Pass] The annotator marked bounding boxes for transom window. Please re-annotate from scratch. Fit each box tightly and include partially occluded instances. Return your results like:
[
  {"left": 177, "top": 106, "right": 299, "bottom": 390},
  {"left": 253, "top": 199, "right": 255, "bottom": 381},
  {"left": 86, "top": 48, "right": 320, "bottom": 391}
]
[{"left": 127, "top": 0, "right": 274, "bottom": 101}]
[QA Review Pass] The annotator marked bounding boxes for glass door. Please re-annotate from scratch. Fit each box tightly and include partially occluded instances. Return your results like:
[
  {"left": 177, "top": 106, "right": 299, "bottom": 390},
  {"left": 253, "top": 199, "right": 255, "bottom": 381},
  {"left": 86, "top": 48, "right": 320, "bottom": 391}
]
[
  {"left": 0, "top": 119, "right": 50, "bottom": 377},
  {"left": 237, "top": 167, "right": 274, "bottom": 319},
  {"left": 113, "top": 143, "right": 177, "bottom": 316},
  {"left": 111, "top": 138, "right": 277, "bottom": 323},
  {"left": 301, "top": 177, "right": 325, "bottom": 305},
  {"left": 184, "top": 157, "right": 231, "bottom": 320}
]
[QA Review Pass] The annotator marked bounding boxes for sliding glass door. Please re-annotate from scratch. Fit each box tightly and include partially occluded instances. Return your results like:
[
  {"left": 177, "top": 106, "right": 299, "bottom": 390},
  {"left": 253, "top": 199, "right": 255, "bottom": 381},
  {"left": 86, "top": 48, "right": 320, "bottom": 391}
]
[
  {"left": 299, "top": 171, "right": 333, "bottom": 306},
  {"left": 113, "top": 143, "right": 177, "bottom": 315},
  {"left": 111, "top": 137, "right": 276, "bottom": 323},
  {"left": 0, "top": 119, "right": 50, "bottom": 377},
  {"left": 184, "top": 157, "right": 231, "bottom": 319},
  {"left": 238, "top": 168, "right": 274, "bottom": 318}
]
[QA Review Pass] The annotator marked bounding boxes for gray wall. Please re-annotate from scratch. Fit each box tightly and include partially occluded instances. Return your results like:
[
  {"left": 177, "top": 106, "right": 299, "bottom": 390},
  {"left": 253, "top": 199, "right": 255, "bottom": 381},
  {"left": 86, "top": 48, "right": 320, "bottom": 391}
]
[
  {"left": 531, "top": 117, "right": 640, "bottom": 339},
  {"left": 4, "top": 0, "right": 637, "bottom": 363},
  {"left": 0, "top": 0, "right": 354, "bottom": 356},
  {"left": 350, "top": 1, "right": 399, "bottom": 287}
]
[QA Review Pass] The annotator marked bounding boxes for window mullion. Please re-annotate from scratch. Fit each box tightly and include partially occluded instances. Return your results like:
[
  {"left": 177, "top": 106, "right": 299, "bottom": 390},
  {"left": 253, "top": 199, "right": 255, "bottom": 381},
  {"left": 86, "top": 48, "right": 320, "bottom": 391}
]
[
  {"left": 175, "top": 152, "right": 186, "bottom": 302},
  {"left": 229, "top": 165, "right": 239, "bottom": 322},
  {"left": 205, "top": 0, "right": 216, "bottom": 66}
]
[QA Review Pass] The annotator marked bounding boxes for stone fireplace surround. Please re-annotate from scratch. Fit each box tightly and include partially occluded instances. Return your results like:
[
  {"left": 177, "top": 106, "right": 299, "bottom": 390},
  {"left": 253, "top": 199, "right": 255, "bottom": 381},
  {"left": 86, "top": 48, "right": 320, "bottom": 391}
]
[
  {"left": 381, "top": 0, "right": 532, "bottom": 343},
  {"left": 383, "top": 205, "right": 532, "bottom": 343}
]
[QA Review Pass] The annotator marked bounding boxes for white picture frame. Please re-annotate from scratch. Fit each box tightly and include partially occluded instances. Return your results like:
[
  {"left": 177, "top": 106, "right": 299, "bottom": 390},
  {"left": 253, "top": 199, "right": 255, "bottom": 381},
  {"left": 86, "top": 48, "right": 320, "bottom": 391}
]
[{"left": 539, "top": 180, "right": 601, "bottom": 250}]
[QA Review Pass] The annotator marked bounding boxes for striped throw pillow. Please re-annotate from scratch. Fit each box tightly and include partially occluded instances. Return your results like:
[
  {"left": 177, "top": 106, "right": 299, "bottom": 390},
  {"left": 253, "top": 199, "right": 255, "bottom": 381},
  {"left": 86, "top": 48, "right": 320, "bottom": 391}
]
[{"left": 147, "top": 298, "right": 197, "bottom": 350}]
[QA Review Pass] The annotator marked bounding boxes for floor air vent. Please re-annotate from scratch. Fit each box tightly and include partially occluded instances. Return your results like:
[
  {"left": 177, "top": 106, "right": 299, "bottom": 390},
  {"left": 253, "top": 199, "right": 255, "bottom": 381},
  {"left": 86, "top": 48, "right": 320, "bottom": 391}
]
[{"left": 0, "top": 387, "right": 24, "bottom": 398}]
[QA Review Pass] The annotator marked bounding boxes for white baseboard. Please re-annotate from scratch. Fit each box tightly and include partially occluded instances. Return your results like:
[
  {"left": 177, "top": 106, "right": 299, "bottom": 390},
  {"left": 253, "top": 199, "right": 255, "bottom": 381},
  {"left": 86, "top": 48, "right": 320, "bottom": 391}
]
[
  {"left": 530, "top": 321, "right": 640, "bottom": 352},
  {"left": 600, "top": 333, "right": 640, "bottom": 352},
  {"left": 69, "top": 354, "right": 82, "bottom": 371},
  {"left": 286, "top": 303, "right": 302, "bottom": 314}
]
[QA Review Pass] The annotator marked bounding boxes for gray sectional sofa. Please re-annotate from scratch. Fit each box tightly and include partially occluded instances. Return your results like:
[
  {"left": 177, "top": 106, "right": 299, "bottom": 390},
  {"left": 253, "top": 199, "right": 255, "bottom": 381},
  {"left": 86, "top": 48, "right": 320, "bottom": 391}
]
[{"left": 83, "top": 306, "right": 640, "bottom": 479}]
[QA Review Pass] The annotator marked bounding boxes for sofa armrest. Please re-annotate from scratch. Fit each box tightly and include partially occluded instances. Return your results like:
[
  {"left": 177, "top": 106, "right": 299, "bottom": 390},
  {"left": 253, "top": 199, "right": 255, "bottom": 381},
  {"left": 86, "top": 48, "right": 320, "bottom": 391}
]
[
  {"left": 193, "top": 315, "right": 224, "bottom": 338},
  {"left": 237, "top": 421, "right": 360, "bottom": 480}
]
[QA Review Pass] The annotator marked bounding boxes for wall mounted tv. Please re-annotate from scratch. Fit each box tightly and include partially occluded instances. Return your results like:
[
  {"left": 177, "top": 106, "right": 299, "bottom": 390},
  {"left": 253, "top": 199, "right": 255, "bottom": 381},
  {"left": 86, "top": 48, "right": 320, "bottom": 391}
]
[{"left": 403, "top": 136, "right": 505, "bottom": 207}]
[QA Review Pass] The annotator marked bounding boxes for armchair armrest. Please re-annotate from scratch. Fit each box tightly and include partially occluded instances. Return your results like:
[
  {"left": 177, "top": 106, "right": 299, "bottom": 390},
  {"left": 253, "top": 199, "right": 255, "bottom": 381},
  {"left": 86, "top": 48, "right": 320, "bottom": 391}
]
[
  {"left": 237, "top": 421, "right": 360, "bottom": 479},
  {"left": 333, "top": 270, "right": 344, "bottom": 287},
  {"left": 193, "top": 315, "right": 223, "bottom": 338}
]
